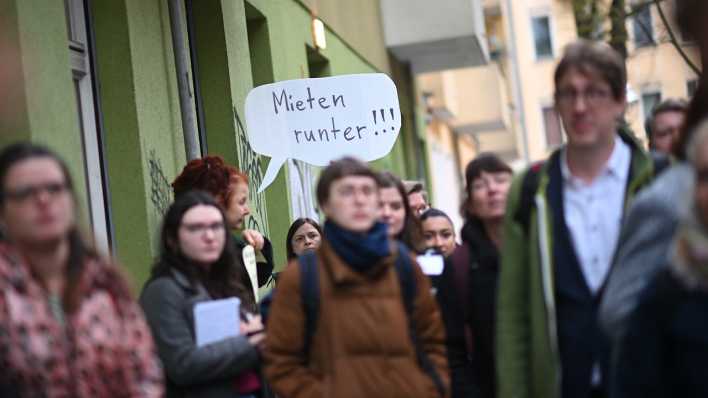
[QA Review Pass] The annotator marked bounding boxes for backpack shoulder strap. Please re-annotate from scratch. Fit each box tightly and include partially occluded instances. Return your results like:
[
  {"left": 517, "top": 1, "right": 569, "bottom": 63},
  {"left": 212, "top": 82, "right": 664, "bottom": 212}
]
[
  {"left": 299, "top": 251, "right": 319, "bottom": 360},
  {"left": 394, "top": 242, "right": 416, "bottom": 314},
  {"left": 395, "top": 242, "right": 447, "bottom": 397},
  {"left": 513, "top": 161, "right": 544, "bottom": 234}
]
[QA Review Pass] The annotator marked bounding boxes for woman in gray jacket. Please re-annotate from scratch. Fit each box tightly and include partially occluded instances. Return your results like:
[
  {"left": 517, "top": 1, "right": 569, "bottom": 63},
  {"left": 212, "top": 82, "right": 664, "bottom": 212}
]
[{"left": 141, "top": 191, "right": 265, "bottom": 397}]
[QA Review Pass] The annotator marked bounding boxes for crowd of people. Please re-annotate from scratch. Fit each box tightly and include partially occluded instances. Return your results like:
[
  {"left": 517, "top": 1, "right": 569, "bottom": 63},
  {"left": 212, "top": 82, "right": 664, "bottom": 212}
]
[{"left": 1, "top": 1, "right": 708, "bottom": 397}]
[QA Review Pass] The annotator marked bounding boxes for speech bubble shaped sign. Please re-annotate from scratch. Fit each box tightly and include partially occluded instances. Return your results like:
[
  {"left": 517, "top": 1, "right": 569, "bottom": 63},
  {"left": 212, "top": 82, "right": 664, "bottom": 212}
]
[{"left": 245, "top": 73, "right": 401, "bottom": 193}]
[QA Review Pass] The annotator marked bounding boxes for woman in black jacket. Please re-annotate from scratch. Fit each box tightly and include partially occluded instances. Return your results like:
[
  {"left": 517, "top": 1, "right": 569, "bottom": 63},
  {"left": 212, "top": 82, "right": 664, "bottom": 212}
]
[{"left": 449, "top": 153, "right": 512, "bottom": 398}]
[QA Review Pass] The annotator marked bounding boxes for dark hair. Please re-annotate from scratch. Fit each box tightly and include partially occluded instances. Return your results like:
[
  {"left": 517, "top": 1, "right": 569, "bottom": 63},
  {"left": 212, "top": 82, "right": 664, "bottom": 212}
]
[
  {"left": 0, "top": 142, "right": 109, "bottom": 313},
  {"left": 285, "top": 218, "right": 322, "bottom": 260},
  {"left": 149, "top": 190, "right": 255, "bottom": 311},
  {"left": 675, "top": 0, "right": 707, "bottom": 43},
  {"left": 316, "top": 157, "right": 380, "bottom": 206},
  {"left": 172, "top": 155, "right": 249, "bottom": 209},
  {"left": 420, "top": 208, "right": 453, "bottom": 226},
  {"left": 672, "top": 0, "right": 708, "bottom": 159},
  {"left": 644, "top": 98, "right": 689, "bottom": 147},
  {"left": 461, "top": 153, "right": 512, "bottom": 219},
  {"left": 554, "top": 40, "right": 627, "bottom": 101},
  {"left": 378, "top": 171, "right": 424, "bottom": 252}
]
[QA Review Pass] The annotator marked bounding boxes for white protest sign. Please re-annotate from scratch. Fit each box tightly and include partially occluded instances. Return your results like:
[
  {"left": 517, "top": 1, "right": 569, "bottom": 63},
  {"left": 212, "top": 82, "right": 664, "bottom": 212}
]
[
  {"left": 245, "top": 73, "right": 401, "bottom": 193},
  {"left": 242, "top": 245, "right": 258, "bottom": 302}
]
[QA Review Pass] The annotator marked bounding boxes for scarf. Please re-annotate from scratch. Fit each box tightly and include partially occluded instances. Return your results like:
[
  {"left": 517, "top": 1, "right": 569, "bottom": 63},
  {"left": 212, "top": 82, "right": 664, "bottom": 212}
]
[{"left": 324, "top": 220, "right": 390, "bottom": 273}]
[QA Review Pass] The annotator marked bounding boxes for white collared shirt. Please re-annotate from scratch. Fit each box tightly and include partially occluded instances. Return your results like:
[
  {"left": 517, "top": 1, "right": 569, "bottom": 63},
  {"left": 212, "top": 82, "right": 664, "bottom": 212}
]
[{"left": 561, "top": 135, "right": 631, "bottom": 295}]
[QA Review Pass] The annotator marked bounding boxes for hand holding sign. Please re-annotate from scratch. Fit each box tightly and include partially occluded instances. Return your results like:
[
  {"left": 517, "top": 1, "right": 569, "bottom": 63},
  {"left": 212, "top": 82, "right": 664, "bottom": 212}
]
[{"left": 245, "top": 73, "right": 401, "bottom": 192}]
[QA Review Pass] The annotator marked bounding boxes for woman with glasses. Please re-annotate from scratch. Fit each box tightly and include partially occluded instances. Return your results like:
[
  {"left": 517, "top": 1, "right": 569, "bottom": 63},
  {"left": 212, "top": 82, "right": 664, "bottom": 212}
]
[
  {"left": 172, "top": 156, "right": 274, "bottom": 309},
  {"left": 140, "top": 191, "right": 265, "bottom": 397},
  {"left": 0, "top": 142, "right": 163, "bottom": 397}
]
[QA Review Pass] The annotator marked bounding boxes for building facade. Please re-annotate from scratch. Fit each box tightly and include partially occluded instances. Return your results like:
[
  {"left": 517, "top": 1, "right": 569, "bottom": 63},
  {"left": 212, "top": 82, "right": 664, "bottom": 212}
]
[
  {"left": 0, "top": 0, "right": 433, "bottom": 287},
  {"left": 414, "top": 0, "right": 700, "bottom": 231}
]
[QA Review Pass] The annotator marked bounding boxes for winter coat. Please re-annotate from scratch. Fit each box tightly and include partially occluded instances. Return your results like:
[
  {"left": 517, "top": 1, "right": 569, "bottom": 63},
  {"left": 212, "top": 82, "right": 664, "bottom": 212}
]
[
  {"left": 436, "top": 252, "right": 479, "bottom": 398},
  {"left": 459, "top": 219, "right": 500, "bottom": 398},
  {"left": 0, "top": 243, "right": 163, "bottom": 397},
  {"left": 612, "top": 220, "right": 708, "bottom": 398},
  {"left": 599, "top": 163, "right": 694, "bottom": 342},
  {"left": 263, "top": 239, "right": 450, "bottom": 398},
  {"left": 497, "top": 131, "right": 654, "bottom": 398},
  {"left": 140, "top": 269, "right": 261, "bottom": 398}
]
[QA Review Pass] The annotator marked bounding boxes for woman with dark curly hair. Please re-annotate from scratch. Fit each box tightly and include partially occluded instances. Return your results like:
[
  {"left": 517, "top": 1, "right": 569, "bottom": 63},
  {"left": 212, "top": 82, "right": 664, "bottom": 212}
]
[
  {"left": 172, "top": 155, "right": 274, "bottom": 303},
  {"left": 141, "top": 191, "right": 265, "bottom": 397}
]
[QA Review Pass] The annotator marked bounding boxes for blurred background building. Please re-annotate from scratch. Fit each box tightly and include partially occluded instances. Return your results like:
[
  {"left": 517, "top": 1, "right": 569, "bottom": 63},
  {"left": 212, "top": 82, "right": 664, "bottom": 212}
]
[{"left": 415, "top": 0, "right": 700, "bottom": 233}]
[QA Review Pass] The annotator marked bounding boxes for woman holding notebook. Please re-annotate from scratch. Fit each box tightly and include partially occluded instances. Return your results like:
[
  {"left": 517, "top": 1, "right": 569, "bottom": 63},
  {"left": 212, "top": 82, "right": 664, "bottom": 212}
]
[{"left": 140, "top": 191, "right": 265, "bottom": 398}]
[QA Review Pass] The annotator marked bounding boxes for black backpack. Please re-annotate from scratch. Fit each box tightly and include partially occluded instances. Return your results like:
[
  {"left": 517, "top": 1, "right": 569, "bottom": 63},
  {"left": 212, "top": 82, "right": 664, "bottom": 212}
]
[{"left": 298, "top": 242, "right": 446, "bottom": 397}]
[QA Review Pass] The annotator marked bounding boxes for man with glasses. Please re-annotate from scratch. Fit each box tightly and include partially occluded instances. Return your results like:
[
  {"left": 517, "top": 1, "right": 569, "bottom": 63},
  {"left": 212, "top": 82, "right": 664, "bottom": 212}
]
[
  {"left": 497, "top": 40, "right": 654, "bottom": 398},
  {"left": 644, "top": 98, "right": 688, "bottom": 155},
  {"left": 404, "top": 180, "right": 430, "bottom": 217}
]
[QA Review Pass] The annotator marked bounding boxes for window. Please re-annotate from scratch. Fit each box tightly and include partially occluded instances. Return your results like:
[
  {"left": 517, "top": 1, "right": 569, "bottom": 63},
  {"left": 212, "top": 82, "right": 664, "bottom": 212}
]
[
  {"left": 641, "top": 91, "right": 662, "bottom": 122},
  {"left": 542, "top": 106, "right": 563, "bottom": 149},
  {"left": 531, "top": 15, "right": 553, "bottom": 59},
  {"left": 633, "top": 4, "right": 654, "bottom": 48},
  {"left": 687, "top": 79, "right": 698, "bottom": 99},
  {"left": 65, "top": 0, "right": 112, "bottom": 254}
]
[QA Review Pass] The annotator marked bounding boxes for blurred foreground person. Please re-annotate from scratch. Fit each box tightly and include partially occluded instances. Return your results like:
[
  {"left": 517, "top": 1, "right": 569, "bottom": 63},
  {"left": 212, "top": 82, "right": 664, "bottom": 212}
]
[
  {"left": 0, "top": 143, "right": 163, "bottom": 397},
  {"left": 264, "top": 157, "right": 449, "bottom": 398},
  {"left": 600, "top": 0, "right": 708, "bottom": 343},
  {"left": 379, "top": 171, "right": 425, "bottom": 252},
  {"left": 498, "top": 40, "right": 654, "bottom": 398},
  {"left": 613, "top": 120, "right": 708, "bottom": 398},
  {"left": 286, "top": 218, "right": 322, "bottom": 260},
  {"left": 141, "top": 191, "right": 265, "bottom": 397},
  {"left": 172, "top": 156, "right": 273, "bottom": 302}
]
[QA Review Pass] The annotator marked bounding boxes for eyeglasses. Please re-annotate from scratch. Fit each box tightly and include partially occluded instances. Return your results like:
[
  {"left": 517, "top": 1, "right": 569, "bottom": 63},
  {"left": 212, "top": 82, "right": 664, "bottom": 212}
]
[
  {"left": 555, "top": 87, "right": 613, "bottom": 107},
  {"left": 181, "top": 222, "right": 225, "bottom": 235},
  {"left": 3, "top": 182, "right": 68, "bottom": 203}
]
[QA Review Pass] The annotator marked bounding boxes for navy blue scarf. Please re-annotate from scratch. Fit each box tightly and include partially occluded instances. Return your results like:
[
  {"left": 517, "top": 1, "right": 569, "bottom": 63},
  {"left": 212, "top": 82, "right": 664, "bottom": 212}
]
[{"left": 324, "top": 220, "right": 390, "bottom": 273}]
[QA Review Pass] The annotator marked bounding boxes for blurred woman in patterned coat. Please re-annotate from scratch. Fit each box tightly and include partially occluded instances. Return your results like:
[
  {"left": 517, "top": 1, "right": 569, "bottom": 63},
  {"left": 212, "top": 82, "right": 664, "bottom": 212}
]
[{"left": 0, "top": 142, "right": 163, "bottom": 397}]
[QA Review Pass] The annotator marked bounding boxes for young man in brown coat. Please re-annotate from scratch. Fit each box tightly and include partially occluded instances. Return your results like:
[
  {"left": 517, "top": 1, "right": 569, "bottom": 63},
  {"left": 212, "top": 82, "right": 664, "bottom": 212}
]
[{"left": 264, "top": 157, "right": 449, "bottom": 398}]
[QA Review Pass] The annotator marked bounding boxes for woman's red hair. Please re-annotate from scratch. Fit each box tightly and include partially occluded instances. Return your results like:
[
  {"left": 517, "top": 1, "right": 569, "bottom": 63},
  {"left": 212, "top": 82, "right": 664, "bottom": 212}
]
[{"left": 171, "top": 156, "right": 248, "bottom": 208}]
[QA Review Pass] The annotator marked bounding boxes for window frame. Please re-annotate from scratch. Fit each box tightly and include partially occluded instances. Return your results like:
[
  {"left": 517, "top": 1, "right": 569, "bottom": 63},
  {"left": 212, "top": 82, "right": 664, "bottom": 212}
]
[
  {"left": 65, "top": 0, "right": 113, "bottom": 255},
  {"left": 530, "top": 11, "right": 555, "bottom": 61},
  {"left": 541, "top": 103, "right": 564, "bottom": 150},
  {"left": 632, "top": 2, "right": 655, "bottom": 48}
]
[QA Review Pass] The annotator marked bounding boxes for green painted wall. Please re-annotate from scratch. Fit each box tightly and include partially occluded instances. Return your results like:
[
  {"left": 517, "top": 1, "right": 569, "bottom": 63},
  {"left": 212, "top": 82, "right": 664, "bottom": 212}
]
[
  {"left": 1, "top": 0, "right": 89, "bottom": 219},
  {"left": 6, "top": 0, "right": 427, "bottom": 288},
  {"left": 92, "top": 0, "right": 186, "bottom": 286}
]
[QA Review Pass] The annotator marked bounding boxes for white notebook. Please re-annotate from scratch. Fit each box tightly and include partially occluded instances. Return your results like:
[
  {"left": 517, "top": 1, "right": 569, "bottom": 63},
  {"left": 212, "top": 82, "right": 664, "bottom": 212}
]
[{"left": 194, "top": 297, "right": 241, "bottom": 347}]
